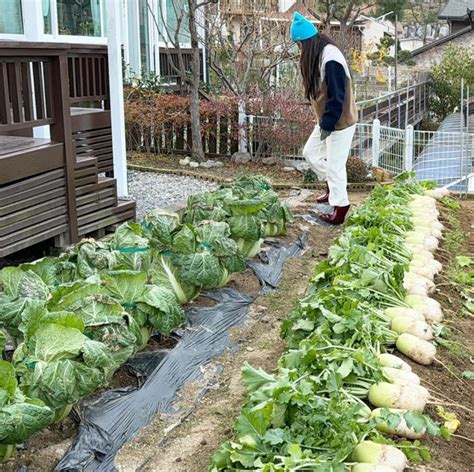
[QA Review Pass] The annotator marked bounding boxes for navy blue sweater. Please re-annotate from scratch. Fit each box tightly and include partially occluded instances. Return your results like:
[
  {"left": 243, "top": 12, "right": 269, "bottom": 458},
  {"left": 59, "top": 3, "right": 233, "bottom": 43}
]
[{"left": 319, "top": 61, "right": 346, "bottom": 132}]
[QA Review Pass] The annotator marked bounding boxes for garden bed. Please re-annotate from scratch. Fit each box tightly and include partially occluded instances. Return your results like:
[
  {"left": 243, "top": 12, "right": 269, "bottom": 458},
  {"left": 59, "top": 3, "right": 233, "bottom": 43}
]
[
  {"left": 115, "top": 196, "right": 473, "bottom": 472},
  {"left": 1, "top": 187, "right": 366, "bottom": 471},
  {"left": 2, "top": 184, "right": 472, "bottom": 472}
]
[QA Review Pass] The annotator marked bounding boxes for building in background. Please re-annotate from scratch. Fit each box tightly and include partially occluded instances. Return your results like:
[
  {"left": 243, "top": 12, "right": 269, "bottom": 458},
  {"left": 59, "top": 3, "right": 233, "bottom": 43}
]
[
  {"left": 0, "top": 0, "right": 207, "bottom": 86},
  {"left": 359, "top": 14, "right": 395, "bottom": 54},
  {"left": 0, "top": 0, "right": 208, "bottom": 198},
  {"left": 439, "top": 0, "right": 474, "bottom": 33},
  {"left": 409, "top": 0, "right": 473, "bottom": 67}
]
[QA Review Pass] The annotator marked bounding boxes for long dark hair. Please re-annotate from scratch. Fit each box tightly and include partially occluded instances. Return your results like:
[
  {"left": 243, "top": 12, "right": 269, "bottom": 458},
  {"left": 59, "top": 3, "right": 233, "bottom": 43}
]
[{"left": 299, "top": 33, "right": 337, "bottom": 101}]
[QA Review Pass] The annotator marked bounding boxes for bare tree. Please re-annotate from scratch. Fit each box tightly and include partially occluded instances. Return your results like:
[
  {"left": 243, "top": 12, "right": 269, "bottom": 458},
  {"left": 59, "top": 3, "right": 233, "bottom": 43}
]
[
  {"left": 148, "top": 0, "right": 214, "bottom": 161},
  {"left": 310, "top": 1, "right": 374, "bottom": 52},
  {"left": 204, "top": 8, "right": 294, "bottom": 152},
  {"left": 406, "top": 0, "right": 444, "bottom": 45}
]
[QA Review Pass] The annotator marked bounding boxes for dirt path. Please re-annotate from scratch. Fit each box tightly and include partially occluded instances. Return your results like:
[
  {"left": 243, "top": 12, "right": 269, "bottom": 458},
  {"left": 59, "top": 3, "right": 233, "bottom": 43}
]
[{"left": 115, "top": 192, "right": 368, "bottom": 472}]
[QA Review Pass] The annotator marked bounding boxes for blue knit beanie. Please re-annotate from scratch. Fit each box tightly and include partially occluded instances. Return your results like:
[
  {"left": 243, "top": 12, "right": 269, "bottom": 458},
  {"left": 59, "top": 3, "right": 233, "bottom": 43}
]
[{"left": 290, "top": 12, "right": 319, "bottom": 42}]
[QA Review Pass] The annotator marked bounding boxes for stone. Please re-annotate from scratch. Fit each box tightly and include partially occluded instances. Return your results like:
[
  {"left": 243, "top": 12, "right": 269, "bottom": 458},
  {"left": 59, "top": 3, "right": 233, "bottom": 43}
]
[
  {"left": 285, "top": 189, "right": 314, "bottom": 208},
  {"left": 231, "top": 151, "right": 252, "bottom": 163},
  {"left": 179, "top": 156, "right": 190, "bottom": 166},
  {"left": 200, "top": 160, "right": 214, "bottom": 169},
  {"left": 283, "top": 166, "right": 295, "bottom": 172},
  {"left": 189, "top": 161, "right": 200, "bottom": 168},
  {"left": 261, "top": 156, "right": 281, "bottom": 166},
  {"left": 201, "top": 159, "right": 225, "bottom": 169},
  {"left": 294, "top": 162, "right": 310, "bottom": 173}
]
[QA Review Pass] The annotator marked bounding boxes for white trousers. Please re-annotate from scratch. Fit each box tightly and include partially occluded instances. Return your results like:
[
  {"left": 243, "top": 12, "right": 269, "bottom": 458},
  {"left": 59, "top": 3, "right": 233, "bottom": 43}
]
[{"left": 302, "top": 124, "right": 356, "bottom": 207}]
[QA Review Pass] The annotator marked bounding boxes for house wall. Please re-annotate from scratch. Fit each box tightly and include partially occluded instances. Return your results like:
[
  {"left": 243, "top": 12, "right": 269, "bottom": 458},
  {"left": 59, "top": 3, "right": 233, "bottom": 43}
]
[
  {"left": 413, "top": 30, "right": 474, "bottom": 67},
  {"left": 361, "top": 20, "right": 394, "bottom": 53},
  {"left": 451, "top": 20, "right": 470, "bottom": 34}
]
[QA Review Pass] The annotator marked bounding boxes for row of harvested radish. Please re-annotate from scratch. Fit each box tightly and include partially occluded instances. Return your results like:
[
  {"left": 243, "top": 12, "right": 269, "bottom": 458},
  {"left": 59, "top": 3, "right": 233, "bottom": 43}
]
[{"left": 351, "top": 189, "right": 449, "bottom": 472}]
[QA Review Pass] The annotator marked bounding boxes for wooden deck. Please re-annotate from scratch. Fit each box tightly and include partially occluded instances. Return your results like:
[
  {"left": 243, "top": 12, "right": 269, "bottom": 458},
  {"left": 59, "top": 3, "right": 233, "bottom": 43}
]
[{"left": 0, "top": 42, "right": 135, "bottom": 258}]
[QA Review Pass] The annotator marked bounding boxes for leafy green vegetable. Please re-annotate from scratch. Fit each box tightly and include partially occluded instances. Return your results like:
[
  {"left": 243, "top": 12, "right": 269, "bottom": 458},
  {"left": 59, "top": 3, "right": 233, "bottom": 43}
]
[
  {"left": 0, "top": 360, "right": 54, "bottom": 448},
  {"left": 0, "top": 173, "right": 293, "bottom": 460},
  {"left": 210, "top": 175, "right": 444, "bottom": 471}
]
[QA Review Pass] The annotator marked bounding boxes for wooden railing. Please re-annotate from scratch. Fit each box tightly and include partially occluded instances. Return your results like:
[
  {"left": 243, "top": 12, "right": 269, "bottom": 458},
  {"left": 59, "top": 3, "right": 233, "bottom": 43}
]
[
  {"left": 0, "top": 55, "right": 55, "bottom": 131},
  {"left": 68, "top": 49, "right": 109, "bottom": 105},
  {"left": 0, "top": 42, "right": 133, "bottom": 258}
]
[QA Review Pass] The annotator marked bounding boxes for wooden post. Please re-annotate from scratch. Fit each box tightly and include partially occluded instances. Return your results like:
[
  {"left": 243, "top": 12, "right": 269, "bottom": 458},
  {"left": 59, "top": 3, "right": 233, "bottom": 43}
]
[{"left": 50, "top": 53, "right": 78, "bottom": 244}]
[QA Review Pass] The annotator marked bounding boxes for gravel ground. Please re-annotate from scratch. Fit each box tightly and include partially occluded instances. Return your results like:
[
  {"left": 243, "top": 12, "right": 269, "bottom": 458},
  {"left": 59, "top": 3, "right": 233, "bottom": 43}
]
[{"left": 127, "top": 170, "right": 218, "bottom": 219}]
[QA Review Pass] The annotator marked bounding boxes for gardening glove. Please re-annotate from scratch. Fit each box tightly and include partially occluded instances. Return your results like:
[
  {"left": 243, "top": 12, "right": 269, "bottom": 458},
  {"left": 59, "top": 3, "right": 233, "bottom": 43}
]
[{"left": 320, "top": 128, "right": 332, "bottom": 142}]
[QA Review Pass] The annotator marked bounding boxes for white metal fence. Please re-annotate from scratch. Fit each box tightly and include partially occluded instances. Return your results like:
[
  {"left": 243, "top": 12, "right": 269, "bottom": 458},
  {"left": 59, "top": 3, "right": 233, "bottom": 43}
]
[{"left": 244, "top": 115, "right": 473, "bottom": 193}]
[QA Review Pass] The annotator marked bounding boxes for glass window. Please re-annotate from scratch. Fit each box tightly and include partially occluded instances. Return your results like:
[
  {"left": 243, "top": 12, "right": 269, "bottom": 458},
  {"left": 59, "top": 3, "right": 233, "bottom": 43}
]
[
  {"left": 139, "top": 0, "right": 150, "bottom": 73},
  {"left": 0, "top": 0, "right": 23, "bottom": 34},
  {"left": 57, "top": 0, "right": 102, "bottom": 37},
  {"left": 43, "top": 0, "right": 52, "bottom": 34},
  {"left": 166, "top": 0, "right": 190, "bottom": 44}
]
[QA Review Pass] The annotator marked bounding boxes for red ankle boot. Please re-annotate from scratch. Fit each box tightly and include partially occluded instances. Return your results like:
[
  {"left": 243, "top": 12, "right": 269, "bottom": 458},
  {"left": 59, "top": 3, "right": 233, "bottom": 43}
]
[
  {"left": 319, "top": 205, "right": 350, "bottom": 225},
  {"left": 316, "top": 184, "right": 329, "bottom": 204}
]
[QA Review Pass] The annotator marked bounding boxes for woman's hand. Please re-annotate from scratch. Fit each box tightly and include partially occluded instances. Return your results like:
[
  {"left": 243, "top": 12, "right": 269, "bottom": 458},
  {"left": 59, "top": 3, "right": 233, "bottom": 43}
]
[{"left": 320, "top": 128, "right": 332, "bottom": 142}]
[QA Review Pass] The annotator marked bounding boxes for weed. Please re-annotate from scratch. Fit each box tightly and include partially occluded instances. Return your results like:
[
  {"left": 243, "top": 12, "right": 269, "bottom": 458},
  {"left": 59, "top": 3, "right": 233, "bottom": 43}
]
[{"left": 441, "top": 196, "right": 460, "bottom": 210}]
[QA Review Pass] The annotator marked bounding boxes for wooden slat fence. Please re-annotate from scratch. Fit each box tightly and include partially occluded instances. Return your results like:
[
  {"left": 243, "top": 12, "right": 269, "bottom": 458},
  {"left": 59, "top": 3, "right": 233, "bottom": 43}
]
[{"left": 126, "top": 109, "right": 240, "bottom": 157}]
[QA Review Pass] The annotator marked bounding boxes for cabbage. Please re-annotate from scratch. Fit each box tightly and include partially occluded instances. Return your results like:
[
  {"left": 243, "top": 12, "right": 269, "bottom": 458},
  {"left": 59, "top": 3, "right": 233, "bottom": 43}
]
[
  {"left": 0, "top": 360, "right": 54, "bottom": 458},
  {"left": 102, "top": 270, "right": 185, "bottom": 343},
  {"left": 12, "top": 308, "right": 109, "bottom": 420},
  {"left": 182, "top": 176, "right": 294, "bottom": 256}
]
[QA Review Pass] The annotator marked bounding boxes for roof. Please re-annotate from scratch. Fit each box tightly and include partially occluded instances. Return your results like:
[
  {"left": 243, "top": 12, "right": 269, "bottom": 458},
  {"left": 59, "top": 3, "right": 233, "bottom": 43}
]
[
  {"left": 407, "top": 24, "right": 473, "bottom": 58},
  {"left": 438, "top": 0, "right": 474, "bottom": 20},
  {"left": 414, "top": 113, "right": 471, "bottom": 191}
]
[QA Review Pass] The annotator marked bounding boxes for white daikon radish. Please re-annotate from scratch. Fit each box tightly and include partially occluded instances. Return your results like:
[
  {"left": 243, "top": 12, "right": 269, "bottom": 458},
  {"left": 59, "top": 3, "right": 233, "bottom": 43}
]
[
  {"left": 404, "top": 294, "right": 444, "bottom": 322},
  {"left": 378, "top": 353, "right": 412, "bottom": 371},
  {"left": 396, "top": 333, "right": 436, "bottom": 365},
  {"left": 405, "top": 242, "right": 428, "bottom": 255},
  {"left": 403, "top": 273, "right": 435, "bottom": 295},
  {"left": 405, "top": 233, "right": 439, "bottom": 252},
  {"left": 384, "top": 307, "right": 425, "bottom": 321},
  {"left": 412, "top": 194, "right": 436, "bottom": 203},
  {"left": 408, "top": 266, "right": 435, "bottom": 281},
  {"left": 368, "top": 382, "right": 429, "bottom": 412},
  {"left": 409, "top": 206, "right": 437, "bottom": 216},
  {"left": 351, "top": 441, "right": 407, "bottom": 472},
  {"left": 410, "top": 203, "right": 437, "bottom": 213},
  {"left": 410, "top": 256, "right": 442, "bottom": 274},
  {"left": 391, "top": 317, "right": 434, "bottom": 341},
  {"left": 352, "top": 463, "right": 397, "bottom": 472},
  {"left": 425, "top": 188, "right": 450, "bottom": 200},
  {"left": 371, "top": 408, "right": 425, "bottom": 439},
  {"left": 411, "top": 249, "right": 437, "bottom": 261},
  {"left": 382, "top": 367, "right": 421, "bottom": 385},
  {"left": 412, "top": 225, "right": 443, "bottom": 240},
  {"left": 405, "top": 232, "right": 425, "bottom": 244}
]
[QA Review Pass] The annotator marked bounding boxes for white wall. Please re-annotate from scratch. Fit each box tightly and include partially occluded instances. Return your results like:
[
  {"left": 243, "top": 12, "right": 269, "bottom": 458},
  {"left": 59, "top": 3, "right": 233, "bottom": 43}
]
[
  {"left": 361, "top": 20, "right": 394, "bottom": 53},
  {"left": 399, "top": 38, "right": 424, "bottom": 52},
  {"left": 279, "top": 0, "right": 294, "bottom": 12}
]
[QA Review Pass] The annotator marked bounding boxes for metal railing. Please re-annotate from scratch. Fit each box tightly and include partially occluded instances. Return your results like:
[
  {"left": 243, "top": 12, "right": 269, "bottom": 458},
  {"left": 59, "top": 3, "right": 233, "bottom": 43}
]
[
  {"left": 243, "top": 113, "right": 473, "bottom": 193},
  {"left": 356, "top": 81, "right": 430, "bottom": 128}
]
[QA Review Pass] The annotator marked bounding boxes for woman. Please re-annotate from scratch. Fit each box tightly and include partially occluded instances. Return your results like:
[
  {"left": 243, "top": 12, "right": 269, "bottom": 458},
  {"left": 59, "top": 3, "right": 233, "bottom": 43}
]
[{"left": 291, "top": 12, "right": 357, "bottom": 225}]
